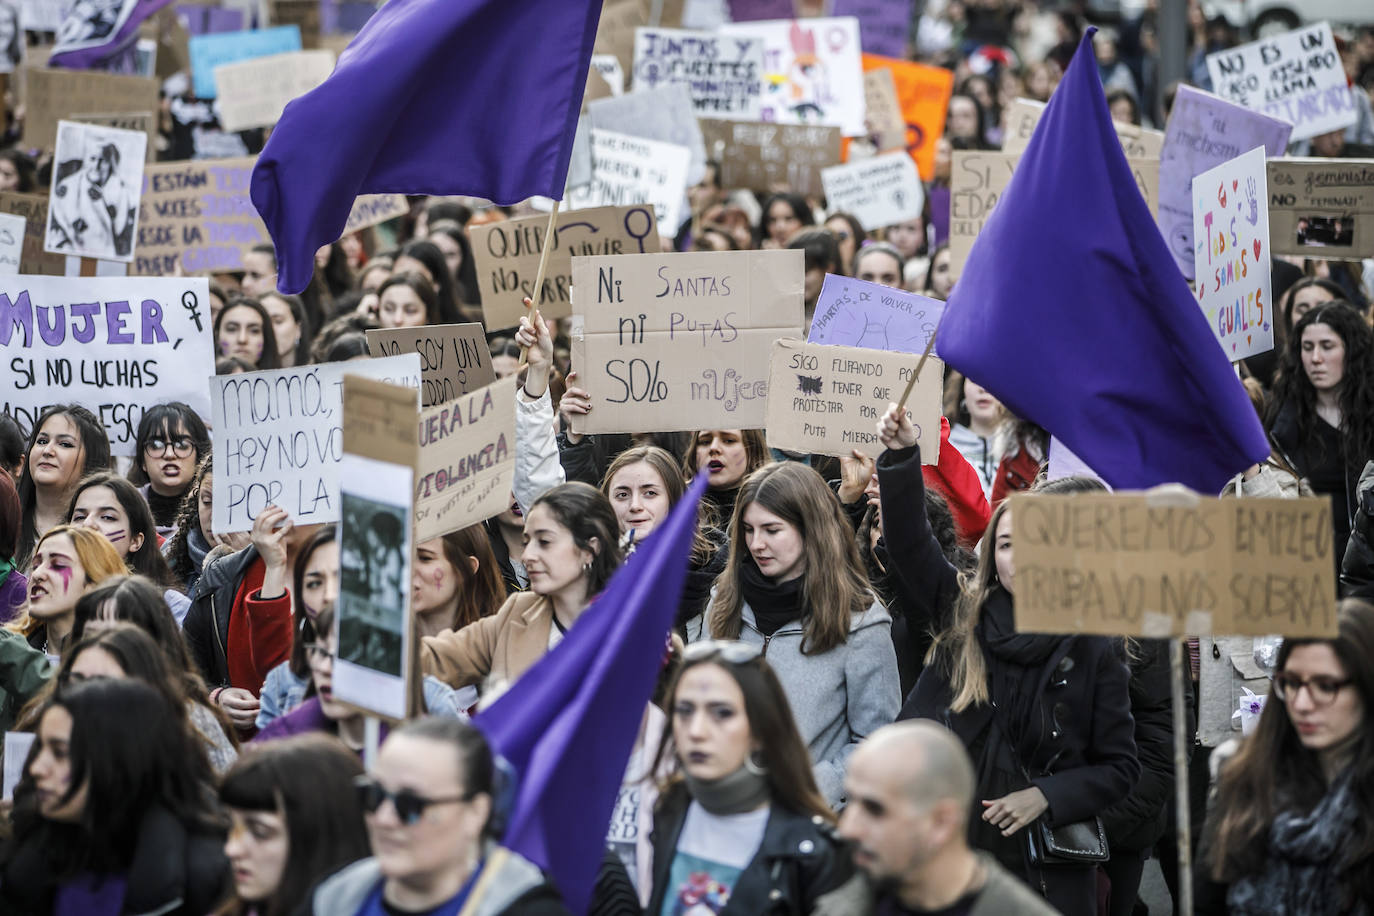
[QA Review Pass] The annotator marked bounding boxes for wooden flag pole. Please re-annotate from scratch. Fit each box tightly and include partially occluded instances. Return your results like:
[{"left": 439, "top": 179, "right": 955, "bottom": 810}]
[
  {"left": 1170, "top": 639, "right": 1194, "bottom": 916},
  {"left": 456, "top": 847, "right": 512, "bottom": 916},
  {"left": 894, "top": 319, "right": 941, "bottom": 412},
  {"left": 517, "top": 200, "right": 562, "bottom": 370}
]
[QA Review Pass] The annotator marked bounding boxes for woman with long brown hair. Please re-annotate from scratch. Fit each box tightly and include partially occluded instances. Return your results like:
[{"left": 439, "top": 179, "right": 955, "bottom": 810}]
[{"left": 695, "top": 461, "right": 899, "bottom": 806}]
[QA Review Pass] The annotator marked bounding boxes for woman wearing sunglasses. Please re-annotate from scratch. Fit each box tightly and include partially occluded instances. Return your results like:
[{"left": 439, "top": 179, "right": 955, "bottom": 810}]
[
  {"left": 640, "top": 640, "right": 848, "bottom": 915},
  {"left": 301, "top": 718, "right": 571, "bottom": 915},
  {"left": 1197, "top": 598, "right": 1374, "bottom": 914}
]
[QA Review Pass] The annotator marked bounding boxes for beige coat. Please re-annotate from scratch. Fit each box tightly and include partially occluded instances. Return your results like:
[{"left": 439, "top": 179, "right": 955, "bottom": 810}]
[{"left": 420, "top": 592, "right": 553, "bottom": 696}]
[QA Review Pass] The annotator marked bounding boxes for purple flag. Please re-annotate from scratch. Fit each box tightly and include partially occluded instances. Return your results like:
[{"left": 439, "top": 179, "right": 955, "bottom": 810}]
[
  {"left": 936, "top": 29, "right": 1269, "bottom": 495},
  {"left": 50, "top": 0, "right": 174, "bottom": 69},
  {"left": 251, "top": 0, "right": 603, "bottom": 295},
  {"left": 831, "top": 0, "right": 913, "bottom": 59},
  {"left": 475, "top": 476, "right": 707, "bottom": 912}
]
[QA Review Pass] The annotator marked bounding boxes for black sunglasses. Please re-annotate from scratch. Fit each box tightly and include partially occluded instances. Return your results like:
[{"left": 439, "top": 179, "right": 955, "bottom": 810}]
[{"left": 354, "top": 775, "right": 471, "bottom": 825}]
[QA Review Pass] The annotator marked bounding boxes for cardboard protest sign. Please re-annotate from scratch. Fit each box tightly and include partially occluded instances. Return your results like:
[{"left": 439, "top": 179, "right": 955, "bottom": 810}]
[
  {"left": 860, "top": 54, "right": 953, "bottom": 182},
  {"left": 272, "top": 0, "right": 320, "bottom": 49},
  {"left": 45, "top": 121, "right": 147, "bottom": 264},
  {"left": 336, "top": 375, "right": 417, "bottom": 721},
  {"left": 720, "top": 17, "right": 865, "bottom": 137},
  {"left": 832, "top": 0, "right": 911, "bottom": 60},
  {"left": 570, "top": 249, "right": 803, "bottom": 434},
  {"left": 188, "top": 24, "right": 301, "bottom": 98},
  {"left": 22, "top": 66, "right": 159, "bottom": 153},
  {"left": 862, "top": 68, "right": 906, "bottom": 152},
  {"left": 566, "top": 129, "right": 691, "bottom": 237},
  {"left": 209, "top": 354, "right": 420, "bottom": 533},
  {"left": 1267, "top": 158, "right": 1374, "bottom": 260},
  {"left": 366, "top": 323, "right": 495, "bottom": 407},
  {"left": 414, "top": 375, "right": 518, "bottom": 542},
  {"left": 698, "top": 119, "right": 841, "bottom": 197},
  {"left": 589, "top": 54, "right": 625, "bottom": 97},
  {"left": 0, "top": 213, "right": 22, "bottom": 274},
  {"left": 807, "top": 274, "right": 941, "bottom": 354},
  {"left": 471, "top": 204, "right": 657, "bottom": 330},
  {"left": 343, "top": 194, "right": 410, "bottom": 235},
  {"left": 1002, "top": 96, "right": 1164, "bottom": 158},
  {"left": 1206, "top": 22, "right": 1355, "bottom": 142},
  {"left": 19, "top": 0, "right": 61, "bottom": 33},
  {"left": 179, "top": 6, "right": 246, "bottom": 35},
  {"left": 213, "top": 48, "right": 335, "bottom": 131},
  {"left": 590, "top": 0, "right": 688, "bottom": 78},
  {"left": 950, "top": 150, "right": 1159, "bottom": 278},
  {"left": 821, "top": 152, "right": 923, "bottom": 232},
  {"left": 0, "top": 193, "right": 64, "bottom": 275},
  {"left": 1192, "top": 147, "right": 1272, "bottom": 361},
  {"left": 0, "top": 276, "right": 215, "bottom": 454},
  {"left": 1010, "top": 491, "right": 1336, "bottom": 637},
  {"left": 765, "top": 339, "right": 940, "bottom": 461},
  {"left": 632, "top": 27, "right": 763, "bottom": 120},
  {"left": 587, "top": 82, "right": 707, "bottom": 186},
  {"left": 69, "top": 111, "right": 157, "bottom": 162},
  {"left": 1158, "top": 86, "right": 1291, "bottom": 282}
]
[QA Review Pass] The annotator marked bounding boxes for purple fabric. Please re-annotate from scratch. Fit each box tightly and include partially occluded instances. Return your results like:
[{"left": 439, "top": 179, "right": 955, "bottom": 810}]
[
  {"left": 0, "top": 571, "right": 27, "bottom": 624},
  {"left": 935, "top": 30, "right": 1269, "bottom": 495},
  {"left": 55, "top": 874, "right": 127, "bottom": 916},
  {"left": 928, "top": 184, "right": 950, "bottom": 249},
  {"left": 831, "top": 0, "right": 912, "bottom": 59},
  {"left": 726, "top": 0, "right": 796, "bottom": 21},
  {"left": 178, "top": 6, "right": 245, "bottom": 35},
  {"left": 251, "top": 0, "right": 602, "bottom": 295},
  {"left": 475, "top": 476, "right": 707, "bottom": 914},
  {"left": 252, "top": 697, "right": 385, "bottom": 756},
  {"left": 50, "top": 0, "right": 175, "bottom": 69}
]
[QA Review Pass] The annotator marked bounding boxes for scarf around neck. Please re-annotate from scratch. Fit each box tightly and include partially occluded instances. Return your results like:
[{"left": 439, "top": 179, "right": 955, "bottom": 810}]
[
  {"left": 739, "top": 560, "right": 806, "bottom": 638},
  {"left": 686, "top": 765, "right": 772, "bottom": 816}
]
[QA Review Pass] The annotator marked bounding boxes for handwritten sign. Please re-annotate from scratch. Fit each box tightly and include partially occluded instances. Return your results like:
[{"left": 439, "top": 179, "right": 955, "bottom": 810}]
[
  {"left": 587, "top": 82, "right": 707, "bottom": 186},
  {"left": 822, "top": 152, "right": 923, "bottom": 232},
  {"left": 1158, "top": 86, "right": 1292, "bottom": 282},
  {"left": 862, "top": 68, "right": 906, "bottom": 152},
  {"left": 1206, "top": 22, "right": 1356, "bottom": 142},
  {"left": 366, "top": 323, "right": 495, "bottom": 407},
  {"left": 632, "top": 27, "right": 762, "bottom": 120},
  {"left": 720, "top": 17, "right": 865, "bottom": 137},
  {"left": 22, "top": 66, "right": 159, "bottom": 153},
  {"left": 470, "top": 204, "right": 656, "bottom": 330},
  {"left": 566, "top": 130, "right": 691, "bottom": 237},
  {"left": 210, "top": 354, "right": 420, "bottom": 533},
  {"left": 1010, "top": 492, "right": 1336, "bottom": 637},
  {"left": 832, "top": 0, "right": 911, "bottom": 59},
  {"left": 1267, "top": 158, "right": 1374, "bottom": 260},
  {"left": 1192, "top": 147, "right": 1272, "bottom": 360},
  {"left": 569, "top": 249, "right": 803, "bottom": 434},
  {"left": 344, "top": 194, "right": 410, "bottom": 235},
  {"left": 1002, "top": 96, "right": 1164, "bottom": 158},
  {"left": 0, "top": 192, "right": 64, "bottom": 276},
  {"left": 765, "top": 339, "right": 939, "bottom": 461},
  {"left": 69, "top": 111, "right": 158, "bottom": 162},
  {"left": 951, "top": 150, "right": 1159, "bottom": 278},
  {"left": 188, "top": 25, "right": 302, "bottom": 98},
  {"left": 0, "top": 213, "right": 22, "bottom": 275},
  {"left": 861, "top": 54, "right": 953, "bottom": 181},
  {"left": 415, "top": 376, "right": 517, "bottom": 542},
  {"left": 0, "top": 276, "right": 215, "bottom": 455},
  {"left": 699, "top": 119, "right": 841, "bottom": 196},
  {"left": 807, "top": 274, "right": 941, "bottom": 353},
  {"left": 213, "top": 49, "right": 335, "bottom": 131}
]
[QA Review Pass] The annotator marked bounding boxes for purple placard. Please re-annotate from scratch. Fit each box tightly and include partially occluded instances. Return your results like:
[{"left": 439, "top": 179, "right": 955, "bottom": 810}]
[
  {"left": 831, "top": 0, "right": 911, "bottom": 59},
  {"left": 807, "top": 273, "right": 942, "bottom": 354},
  {"left": 726, "top": 0, "right": 795, "bottom": 22},
  {"left": 178, "top": 5, "right": 244, "bottom": 35}
]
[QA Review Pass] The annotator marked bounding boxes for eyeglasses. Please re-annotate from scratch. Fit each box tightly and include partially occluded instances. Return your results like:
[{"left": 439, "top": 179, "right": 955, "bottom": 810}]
[
  {"left": 303, "top": 642, "right": 333, "bottom": 663},
  {"left": 354, "top": 775, "right": 470, "bottom": 825},
  {"left": 682, "top": 640, "right": 762, "bottom": 665},
  {"left": 144, "top": 436, "right": 195, "bottom": 457},
  {"left": 1273, "top": 672, "right": 1351, "bottom": 706}
]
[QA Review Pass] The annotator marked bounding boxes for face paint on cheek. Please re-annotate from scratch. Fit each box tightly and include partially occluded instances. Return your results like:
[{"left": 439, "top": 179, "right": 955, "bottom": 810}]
[
  {"left": 107, "top": 531, "right": 125, "bottom": 543},
  {"left": 56, "top": 567, "right": 74, "bottom": 593},
  {"left": 431, "top": 569, "right": 444, "bottom": 589}
]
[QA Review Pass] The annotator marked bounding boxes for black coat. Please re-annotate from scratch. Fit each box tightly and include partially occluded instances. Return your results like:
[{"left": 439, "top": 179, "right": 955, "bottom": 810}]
[
  {"left": 181, "top": 544, "right": 259, "bottom": 688},
  {"left": 1340, "top": 460, "right": 1374, "bottom": 600},
  {"left": 645, "top": 786, "right": 850, "bottom": 916}
]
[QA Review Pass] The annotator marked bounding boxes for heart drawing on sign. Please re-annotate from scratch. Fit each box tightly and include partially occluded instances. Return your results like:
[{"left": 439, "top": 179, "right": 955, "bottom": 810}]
[
  {"left": 1253, "top": 239, "right": 1261, "bottom": 259},
  {"left": 1218, "top": 184, "right": 1227, "bottom": 208}
]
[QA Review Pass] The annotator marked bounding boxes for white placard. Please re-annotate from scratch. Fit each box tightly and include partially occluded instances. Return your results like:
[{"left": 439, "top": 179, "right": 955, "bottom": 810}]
[
  {"left": 213, "top": 49, "right": 336, "bottom": 132},
  {"left": 821, "top": 151, "right": 923, "bottom": 231},
  {"left": 45, "top": 120, "right": 148, "bottom": 264},
  {"left": 0, "top": 212, "right": 23, "bottom": 274},
  {"left": 566, "top": 129, "right": 691, "bottom": 236},
  {"left": 209, "top": 354, "right": 421, "bottom": 533},
  {"left": 633, "top": 26, "right": 763, "bottom": 120},
  {"left": 3, "top": 731, "right": 35, "bottom": 801},
  {"left": 0, "top": 275, "right": 215, "bottom": 455}
]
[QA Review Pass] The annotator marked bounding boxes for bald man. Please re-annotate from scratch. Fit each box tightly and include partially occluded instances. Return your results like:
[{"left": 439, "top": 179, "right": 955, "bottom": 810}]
[{"left": 837, "top": 722, "right": 1056, "bottom": 915}]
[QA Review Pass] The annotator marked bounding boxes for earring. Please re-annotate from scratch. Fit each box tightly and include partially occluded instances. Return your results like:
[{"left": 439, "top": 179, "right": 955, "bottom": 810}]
[
  {"left": 743, "top": 752, "right": 768, "bottom": 777},
  {"left": 582, "top": 561, "right": 593, "bottom": 574}
]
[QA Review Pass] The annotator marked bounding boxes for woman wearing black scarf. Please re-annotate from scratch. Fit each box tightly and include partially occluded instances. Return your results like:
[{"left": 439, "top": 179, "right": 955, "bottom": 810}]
[{"left": 875, "top": 404, "right": 1138, "bottom": 916}]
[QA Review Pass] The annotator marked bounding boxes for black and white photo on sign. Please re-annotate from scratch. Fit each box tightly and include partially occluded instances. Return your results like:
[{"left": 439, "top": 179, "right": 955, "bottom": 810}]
[
  {"left": 338, "top": 490, "right": 408, "bottom": 678},
  {"left": 0, "top": 0, "right": 23, "bottom": 73},
  {"left": 55, "top": 0, "right": 135, "bottom": 52},
  {"left": 45, "top": 119, "right": 147, "bottom": 262}
]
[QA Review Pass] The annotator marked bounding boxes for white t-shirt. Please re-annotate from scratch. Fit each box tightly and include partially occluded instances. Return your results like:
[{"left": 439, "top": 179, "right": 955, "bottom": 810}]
[{"left": 660, "top": 801, "right": 769, "bottom": 916}]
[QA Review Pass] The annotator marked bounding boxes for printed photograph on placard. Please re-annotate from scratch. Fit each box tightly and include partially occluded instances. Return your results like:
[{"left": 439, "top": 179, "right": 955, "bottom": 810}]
[
  {"left": 0, "top": 0, "right": 24, "bottom": 73},
  {"left": 1296, "top": 216, "right": 1354, "bottom": 250},
  {"left": 338, "top": 491, "right": 408, "bottom": 677},
  {"left": 45, "top": 119, "right": 147, "bottom": 262}
]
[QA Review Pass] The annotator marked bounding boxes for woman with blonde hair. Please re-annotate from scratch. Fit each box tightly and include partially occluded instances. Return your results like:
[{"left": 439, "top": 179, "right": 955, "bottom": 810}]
[{"left": 691, "top": 461, "right": 899, "bottom": 806}]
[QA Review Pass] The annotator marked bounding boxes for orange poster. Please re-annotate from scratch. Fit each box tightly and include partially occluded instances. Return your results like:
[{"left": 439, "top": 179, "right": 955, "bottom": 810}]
[{"left": 857, "top": 54, "right": 953, "bottom": 181}]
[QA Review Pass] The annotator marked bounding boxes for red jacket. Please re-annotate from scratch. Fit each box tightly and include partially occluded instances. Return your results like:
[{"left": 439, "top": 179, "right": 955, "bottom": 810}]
[
  {"left": 921, "top": 417, "right": 992, "bottom": 547},
  {"left": 990, "top": 442, "right": 1042, "bottom": 508},
  {"left": 225, "top": 556, "right": 293, "bottom": 695}
]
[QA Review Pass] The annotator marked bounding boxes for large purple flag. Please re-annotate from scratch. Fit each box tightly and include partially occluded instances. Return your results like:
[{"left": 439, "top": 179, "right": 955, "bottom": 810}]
[
  {"left": 936, "top": 29, "right": 1269, "bottom": 495},
  {"left": 475, "top": 476, "right": 707, "bottom": 912},
  {"left": 251, "top": 0, "right": 603, "bottom": 295},
  {"left": 50, "top": 0, "right": 174, "bottom": 70}
]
